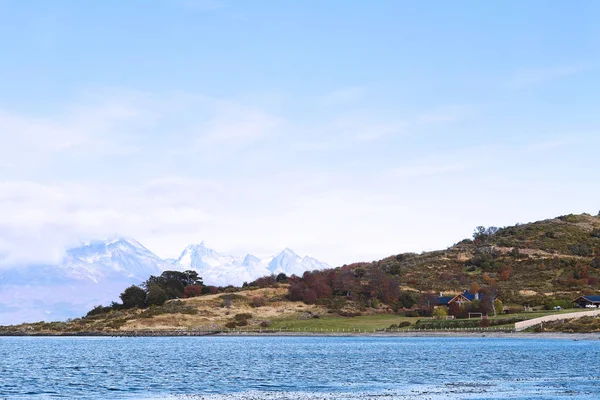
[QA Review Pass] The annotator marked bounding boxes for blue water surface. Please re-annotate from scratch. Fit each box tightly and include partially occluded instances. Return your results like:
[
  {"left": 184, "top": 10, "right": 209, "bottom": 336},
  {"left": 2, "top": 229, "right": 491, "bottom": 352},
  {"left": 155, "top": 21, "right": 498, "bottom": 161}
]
[{"left": 1, "top": 336, "right": 600, "bottom": 399}]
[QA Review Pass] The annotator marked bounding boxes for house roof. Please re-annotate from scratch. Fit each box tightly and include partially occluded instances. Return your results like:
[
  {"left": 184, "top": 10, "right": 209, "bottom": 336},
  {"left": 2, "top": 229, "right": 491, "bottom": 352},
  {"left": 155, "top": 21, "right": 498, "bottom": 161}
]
[
  {"left": 461, "top": 292, "right": 478, "bottom": 301},
  {"left": 437, "top": 290, "right": 482, "bottom": 305},
  {"left": 576, "top": 295, "right": 600, "bottom": 303},
  {"left": 437, "top": 296, "right": 454, "bottom": 305}
]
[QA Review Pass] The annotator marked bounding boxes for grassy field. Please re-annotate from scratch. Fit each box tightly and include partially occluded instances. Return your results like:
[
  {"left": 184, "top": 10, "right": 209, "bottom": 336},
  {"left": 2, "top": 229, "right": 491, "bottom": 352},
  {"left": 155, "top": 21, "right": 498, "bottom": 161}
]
[
  {"left": 269, "top": 314, "right": 416, "bottom": 331},
  {"left": 266, "top": 308, "right": 592, "bottom": 332}
]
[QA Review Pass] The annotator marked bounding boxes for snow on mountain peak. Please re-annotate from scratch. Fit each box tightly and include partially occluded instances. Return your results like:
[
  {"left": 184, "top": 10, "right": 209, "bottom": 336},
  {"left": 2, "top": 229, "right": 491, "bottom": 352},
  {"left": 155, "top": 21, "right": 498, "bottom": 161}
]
[
  {"left": 168, "top": 243, "right": 330, "bottom": 286},
  {"left": 63, "top": 237, "right": 167, "bottom": 281},
  {"left": 0, "top": 238, "right": 332, "bottom": 324}
]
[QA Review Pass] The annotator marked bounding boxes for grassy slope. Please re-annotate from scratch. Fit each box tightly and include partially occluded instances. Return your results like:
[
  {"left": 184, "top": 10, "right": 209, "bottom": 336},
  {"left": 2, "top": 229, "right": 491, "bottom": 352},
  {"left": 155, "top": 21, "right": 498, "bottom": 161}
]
[{"left": 367, "top": 213, "right": 600, "bottom": 303}]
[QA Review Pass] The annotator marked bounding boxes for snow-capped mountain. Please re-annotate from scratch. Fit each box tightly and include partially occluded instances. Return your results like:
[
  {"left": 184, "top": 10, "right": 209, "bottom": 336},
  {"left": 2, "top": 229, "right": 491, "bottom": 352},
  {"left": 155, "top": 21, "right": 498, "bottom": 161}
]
[
  {"left": 171, "top": 242, "right": 331, "bottom": 286},
  {"left": 60, "top": 238, "right": 169, "bottom": 283},
  {"left": 0, "top": 238, "right": 331, "bottom": 325},
  {"left": 0, "top": 238, "right": 172, "bottom": 325}
]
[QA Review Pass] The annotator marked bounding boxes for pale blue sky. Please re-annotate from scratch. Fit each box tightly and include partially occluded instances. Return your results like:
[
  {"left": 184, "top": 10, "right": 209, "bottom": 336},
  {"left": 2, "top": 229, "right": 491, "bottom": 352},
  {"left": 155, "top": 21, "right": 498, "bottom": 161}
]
[{"left": 0, "top": 0, "right": 598, "bottom": 265}]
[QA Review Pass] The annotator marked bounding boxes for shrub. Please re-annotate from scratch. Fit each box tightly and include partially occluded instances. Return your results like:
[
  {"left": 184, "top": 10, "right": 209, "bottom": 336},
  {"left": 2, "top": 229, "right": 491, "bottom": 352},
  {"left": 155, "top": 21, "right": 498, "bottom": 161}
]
[
  {"left": 433, "top": 307, "right": 448, "bottom": 319},
  {"left": 544, "top": 299, "right": 573, "bottom": 310},
  {"left": 398, "top": 321, "right": 412, "bottom": 328},
  {"left": 234, "top": 313, "right": 253, "bottom": 321},
  {"left": 479, "top": 317, "right": 491, "bottom": 328},
  {"left": 260, "top": 321, "right": 270, "bottom": 328},
  {"left": 184, "top": 285, "right": 203, "bottom": 298},
  {"left": 250, "top": 296, "right": 267, "bottom": 308},
  {"left": 403, "top": 310, "right": 419, "bottom": 317},
  {"left": 338, "top": 311, "right": 361, "bottom": 317},
  {"left": 86, "top": 305, "right": 112, "bottom": 318},
  {"left": 569, "top": 244, "right": 593, "bottom": 257},
  {"left": 225, "top": 321, "right": 237, "bottom": 329},
  {"left": 105, "top": 318, "right": 127, "bottom": 330}
]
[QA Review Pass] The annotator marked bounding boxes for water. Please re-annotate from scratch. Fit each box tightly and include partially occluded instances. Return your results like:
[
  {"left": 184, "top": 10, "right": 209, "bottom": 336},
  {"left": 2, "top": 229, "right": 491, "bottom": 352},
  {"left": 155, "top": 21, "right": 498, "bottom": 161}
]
[{"left": 1, "top": 336, "right": 600, "bottom": 399}]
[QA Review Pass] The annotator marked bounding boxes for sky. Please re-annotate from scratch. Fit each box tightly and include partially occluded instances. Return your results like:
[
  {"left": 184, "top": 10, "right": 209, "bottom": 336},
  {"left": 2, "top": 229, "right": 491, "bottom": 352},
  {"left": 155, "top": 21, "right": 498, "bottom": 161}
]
[{"left": 0, "top": 0, "right": 599, "bottom": 266}]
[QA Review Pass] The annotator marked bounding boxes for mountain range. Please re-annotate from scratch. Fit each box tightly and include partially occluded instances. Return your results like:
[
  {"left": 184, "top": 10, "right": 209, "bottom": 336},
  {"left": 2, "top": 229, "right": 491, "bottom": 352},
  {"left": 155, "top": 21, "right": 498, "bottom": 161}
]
[{"left": 0, "top": 239, "right": 331, "bottom": 325}]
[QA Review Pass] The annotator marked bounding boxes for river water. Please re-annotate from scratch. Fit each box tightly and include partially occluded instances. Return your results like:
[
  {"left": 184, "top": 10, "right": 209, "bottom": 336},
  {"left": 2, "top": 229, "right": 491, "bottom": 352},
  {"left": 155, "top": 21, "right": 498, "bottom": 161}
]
[{"left": 1, "top": 336, "right": 599, "bottom": 399}]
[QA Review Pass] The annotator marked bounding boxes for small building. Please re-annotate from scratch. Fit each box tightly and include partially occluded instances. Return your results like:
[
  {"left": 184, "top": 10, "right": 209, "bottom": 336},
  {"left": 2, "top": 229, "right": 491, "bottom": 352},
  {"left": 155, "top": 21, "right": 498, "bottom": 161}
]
[
  {"left": 573, "top": 295, "right": 600, "bottom": 308},
  {"left": 437, "top": 290, "right": 480, "bottom": 306}
]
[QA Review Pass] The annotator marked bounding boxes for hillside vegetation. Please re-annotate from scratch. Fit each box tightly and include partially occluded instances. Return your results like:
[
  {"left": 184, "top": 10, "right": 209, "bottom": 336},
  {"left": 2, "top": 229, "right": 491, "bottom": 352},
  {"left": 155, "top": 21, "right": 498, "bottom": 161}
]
[
  {"left": 2, "top": 213, "right": 600, "bottom": 334},
  {"left": 368, "top": 213, "right": 600, "bottom": 306}
]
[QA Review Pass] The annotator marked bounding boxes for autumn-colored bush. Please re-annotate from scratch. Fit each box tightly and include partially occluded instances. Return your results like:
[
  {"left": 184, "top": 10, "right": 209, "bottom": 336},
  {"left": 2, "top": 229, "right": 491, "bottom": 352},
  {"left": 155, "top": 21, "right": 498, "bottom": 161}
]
[
  {"left": 183, "top": 285, "right": 203, "bottom": 298},
  {"left": 250, "top": 296, "right": 267, "bottom": 307}
]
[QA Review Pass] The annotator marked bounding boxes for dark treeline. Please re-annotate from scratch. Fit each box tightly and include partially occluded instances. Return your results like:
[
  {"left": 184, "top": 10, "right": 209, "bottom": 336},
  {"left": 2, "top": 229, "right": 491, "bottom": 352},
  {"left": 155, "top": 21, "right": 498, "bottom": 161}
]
[{"left": 87, "top": 270, "right": 205, "bottom": 316}]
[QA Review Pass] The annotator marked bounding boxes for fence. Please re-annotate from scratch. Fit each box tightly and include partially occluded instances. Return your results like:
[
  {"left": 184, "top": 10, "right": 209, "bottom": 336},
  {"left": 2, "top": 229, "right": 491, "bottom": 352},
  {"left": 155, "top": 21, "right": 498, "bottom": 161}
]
[
  {"left": 0, "top": 326, "right": 516, "bottom": 337},
  {"left": 100, "top": 326, "right": 515, "bottom": 337},
  {"left": 514, "top": 309, "right": 600, "bottom": 332}
]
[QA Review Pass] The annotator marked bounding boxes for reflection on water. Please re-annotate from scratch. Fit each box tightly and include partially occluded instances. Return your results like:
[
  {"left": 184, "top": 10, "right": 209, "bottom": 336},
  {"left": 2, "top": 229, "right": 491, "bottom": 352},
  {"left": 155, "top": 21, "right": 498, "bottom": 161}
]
[{"left": 1, "top": 336, "right": 599, "bottom": 399}]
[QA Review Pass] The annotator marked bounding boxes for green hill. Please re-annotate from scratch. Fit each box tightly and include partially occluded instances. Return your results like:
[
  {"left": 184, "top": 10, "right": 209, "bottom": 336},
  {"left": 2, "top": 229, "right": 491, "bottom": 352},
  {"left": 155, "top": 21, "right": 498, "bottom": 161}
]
[{"left": 363, "top": 212, "right": 600, "bottom": 305}]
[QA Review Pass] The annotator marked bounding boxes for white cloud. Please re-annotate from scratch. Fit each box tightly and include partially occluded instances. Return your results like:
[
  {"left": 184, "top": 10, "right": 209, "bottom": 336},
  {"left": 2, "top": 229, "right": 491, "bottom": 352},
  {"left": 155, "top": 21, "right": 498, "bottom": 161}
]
[{"left": 3, "top": 88, "right": 595, "bottom": 271}]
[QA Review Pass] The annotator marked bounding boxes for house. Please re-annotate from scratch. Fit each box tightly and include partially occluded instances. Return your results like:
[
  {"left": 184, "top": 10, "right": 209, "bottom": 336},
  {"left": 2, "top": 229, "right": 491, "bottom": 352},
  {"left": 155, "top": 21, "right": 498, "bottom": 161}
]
[
  {"left": 437, "top": 290, "right": 480, "bottom": 306},
  {"left": 573, "top": 295, "right": 600, "bottom": 308}
]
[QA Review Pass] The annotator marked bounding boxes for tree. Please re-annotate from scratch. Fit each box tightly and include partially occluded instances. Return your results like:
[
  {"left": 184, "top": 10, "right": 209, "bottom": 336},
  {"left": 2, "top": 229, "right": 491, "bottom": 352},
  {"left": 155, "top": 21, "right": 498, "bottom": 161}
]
[
  {"left": 469, "top": 282, "right": 480, "bottom": 294},
  {"left": 181, "top": 270, "right": 203, "bottom": 286},
  {"left": 120, "top": 285, "right": 147, "bottom": 309},
  {"left": 473, "top": 226, "right": 499, "bottom": 242},
  {"left": 420, "top": 293, "right": 438, "bottom": 316},
  {"left": 398, "top": 292, "right": 417, "bottom": 309},
  {"left": 146, "top": 284, "right": 167, "bottom": 306},
  {"left": 433, "top": 307, "right": 448, "bottom": 319},
  {"left": 354, "top": 267, "right": 366, "bottom": 278},
  {"left": 276, "top": 273, "right": 288, "bottom": 283},
  {"left": 302, "top": 289, "right": 317, "bottom": 304},
  {"left": 288, "top": 280, "right": 307, "bottom": 301},
  {"left": 494, "top": 299, "right": 504, "bottom": 315},
  {"left": 480, "top": 287, "right": 499, "bottom": 316},
  {"left": 498, "top": 265, "right": 512, "bottom": 281},
  {"left": 448, "top": 302, "right": 463, "bottom": 318}
]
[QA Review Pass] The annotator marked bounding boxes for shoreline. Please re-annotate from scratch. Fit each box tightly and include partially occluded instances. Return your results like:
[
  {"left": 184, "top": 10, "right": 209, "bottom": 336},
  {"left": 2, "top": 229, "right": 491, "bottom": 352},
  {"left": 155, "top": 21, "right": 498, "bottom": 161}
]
[{"left": 1, "top": 331, "right": 599, "bottom": 340}]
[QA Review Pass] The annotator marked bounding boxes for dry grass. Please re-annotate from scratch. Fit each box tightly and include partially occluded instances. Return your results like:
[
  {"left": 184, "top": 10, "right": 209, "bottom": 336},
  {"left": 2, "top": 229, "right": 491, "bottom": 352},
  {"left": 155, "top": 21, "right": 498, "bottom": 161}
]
[{"left": 120, "top": 286, "right": 327, "bottom": 331}]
